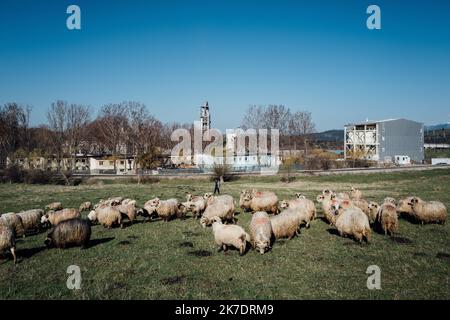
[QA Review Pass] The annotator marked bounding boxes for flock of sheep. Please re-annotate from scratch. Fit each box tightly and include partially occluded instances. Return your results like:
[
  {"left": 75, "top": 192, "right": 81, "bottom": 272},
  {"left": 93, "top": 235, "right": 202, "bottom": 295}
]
[{"left": 0, "top": 186, "right": 448, "bottom": 264}]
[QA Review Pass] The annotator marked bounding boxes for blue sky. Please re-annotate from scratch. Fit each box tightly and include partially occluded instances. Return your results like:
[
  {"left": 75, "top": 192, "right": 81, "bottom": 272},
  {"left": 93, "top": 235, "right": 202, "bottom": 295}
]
[{"left": 1, "top": 0, "right": 449, "bottom": 131}]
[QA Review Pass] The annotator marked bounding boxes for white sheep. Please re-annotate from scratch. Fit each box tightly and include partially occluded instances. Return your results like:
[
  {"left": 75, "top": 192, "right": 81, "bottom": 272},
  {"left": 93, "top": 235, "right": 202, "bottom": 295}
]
[
  {"left": 249, "top": 211, "right": 273, "bottom": 254},
  {"left": 211, "top": 217, "right": 250, "bottom": 255},
  {"left": 200, "top": 195, "right": 236, "bottom": 227},
  {"left": 41, "top": 208, "right": 81, "bottom": 227},
  {"left": 408, "top": 197, "right": 447, "bottom": 225},
  {"left": 145, "top": 198, "right": 181, "bottom": 222},
  {"left": 240, "top": 190, "right": 279, "bottom": 214},
  {"left": 0, "top": 224, "right": 16, "bottom": 264},
  {"left": 270, "top": 208, "right": 302, "bottom": 240},
  {"left": 332, "top": 203, "right": 371, "bottom": 243}
]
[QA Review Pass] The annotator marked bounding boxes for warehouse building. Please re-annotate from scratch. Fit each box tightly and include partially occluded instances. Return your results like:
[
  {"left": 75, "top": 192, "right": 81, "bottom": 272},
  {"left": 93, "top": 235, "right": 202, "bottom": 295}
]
[{"left": 344, "top": 118, "right": 424, "bottom": 163}]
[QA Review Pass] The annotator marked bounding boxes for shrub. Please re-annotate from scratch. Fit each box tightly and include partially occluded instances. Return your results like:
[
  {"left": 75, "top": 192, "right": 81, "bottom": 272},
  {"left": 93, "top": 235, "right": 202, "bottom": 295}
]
[{"left": 24, "top": 169, "right": 52, "bottom": 184}]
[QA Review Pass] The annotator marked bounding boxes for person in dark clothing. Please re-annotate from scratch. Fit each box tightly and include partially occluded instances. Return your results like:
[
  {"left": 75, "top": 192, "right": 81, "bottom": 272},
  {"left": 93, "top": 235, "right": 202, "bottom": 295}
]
[{"left": 214, "top": 176, "right": 221, "bottom": 194}]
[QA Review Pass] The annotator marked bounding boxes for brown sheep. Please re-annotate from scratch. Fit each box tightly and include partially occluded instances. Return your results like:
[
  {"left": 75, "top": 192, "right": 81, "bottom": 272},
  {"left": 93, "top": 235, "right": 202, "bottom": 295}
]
[
  {"left": 79, "top": 201, "right": 92, "bottom": 212},
  {"left": 44, "top": 218, "right": 91, "bottom": 249},
  {"left": 45, "top": 202, "right": 63, "bottom": 211},
  {"left": 377, "top": 203, "right": 399, "bottom": 235}
]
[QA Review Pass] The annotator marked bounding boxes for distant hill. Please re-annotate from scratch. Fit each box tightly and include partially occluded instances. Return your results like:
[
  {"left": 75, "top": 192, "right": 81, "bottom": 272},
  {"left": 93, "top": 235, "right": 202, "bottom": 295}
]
[
  {"left": 425, "top": 123, "right": 450, "bottom": 131},
  {"left": 314, "top": 130, "right": 344, "bottom": 142}
]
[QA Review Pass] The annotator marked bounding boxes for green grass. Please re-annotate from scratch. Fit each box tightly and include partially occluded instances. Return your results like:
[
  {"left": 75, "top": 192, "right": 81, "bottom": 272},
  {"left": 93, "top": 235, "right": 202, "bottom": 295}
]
[{"left": 0, "top": 168, "right": 449, "bottom": 299}]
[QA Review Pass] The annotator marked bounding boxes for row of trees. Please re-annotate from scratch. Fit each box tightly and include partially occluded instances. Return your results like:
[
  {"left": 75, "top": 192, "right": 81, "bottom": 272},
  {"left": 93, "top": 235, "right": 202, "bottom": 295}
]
[
  {"left": 241, "top": 105, "right": 316, "bottom": 153},
  {"left": 0, "top": 101, "right": 190, "bottom": 174},
  {"left": 1, "top": 102, "right": 317, "bottom": 174}
]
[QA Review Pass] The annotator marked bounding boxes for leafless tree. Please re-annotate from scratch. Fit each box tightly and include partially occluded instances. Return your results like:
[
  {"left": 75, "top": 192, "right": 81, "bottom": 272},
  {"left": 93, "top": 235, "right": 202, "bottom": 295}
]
[
  {"left": 96, "top": 103, "right": 129, "bottom": 172},
  {"left": 290, "top": 111, "right": 315, "bottom": 155},
  {"left": 0, "top": 103, "right": 32, "bottom": 167}
]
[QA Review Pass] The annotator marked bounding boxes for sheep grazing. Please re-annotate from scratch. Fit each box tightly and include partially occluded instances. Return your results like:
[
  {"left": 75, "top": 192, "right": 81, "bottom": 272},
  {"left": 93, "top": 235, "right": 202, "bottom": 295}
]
[
  {"left": 79, "top": 201, "right": 92, "bottom": 212},
  {"left": 41, "top": 208, "right": 81, "bottom": 227},
  {"left": 350, "top": 187, "right": 362, "bottom": 200},
  {"left": 184, "top": 194, "right": 207, "bottom": 218},
  {"left": 0, "top": 213, "right": 25, "bottom": 237},
  {"left": 270, "top": 208, "right": 301, "bottom": 240},
  {"left": 44, "top": 218, "right": 91, "bottom": 249},
  {"left": 240, "top": 190, "right": 279, "bottom": 214},
  {"left": 16, "top": 209, "right": 44, "bottom": 234},
  {"left": 0, "top": 224, "right": 17, "bottom": 264},
  {"left": 180, "top": 198, "right": 206, "bottom": 219},
  {"left": 211, "top": 217, "right": 250, "bottom": 255},
  {"left": 249, "top": 211, "right": 273, "bottom": 254},
  {"left": 200, "top": 195, "right": 236, "bottom": 227},
  {"left": 45, "top": 202, "right": 63, "bottom": 211},
  {"left": 407, "top": 197, "right": 447, "bottom": 225},
  {"left": 281, "top": 196, "right": 316, "bottom": 228},
  {"left": 145, "top": 198, "right": 181, "bottom": 222},
  {"left": 93, "top": 205, "right": 123, "bottom": 228},
  {"left": 115, "top": 201, "right": 137, "bottom": 224},
  {"left": 397, "top": 196, "right": 415, "bottom": 216},
  {"left": 332, "top": 204, "right": 371, "bottom": 243},
  {"left": 367, "top": 202, "right": 379, "bottom": 224},
  {"left": 316, "top": 194, "right": 338, "bottom": 226},
  {"left": 376, "top": 202, "right": 399, "bottom": 236}
]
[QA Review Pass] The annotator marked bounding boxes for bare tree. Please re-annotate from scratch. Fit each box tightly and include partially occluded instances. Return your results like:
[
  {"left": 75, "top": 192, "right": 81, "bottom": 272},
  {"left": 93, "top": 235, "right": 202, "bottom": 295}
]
[
  {"left": 0, "top": 103, "right": 31, "bottom": 167},
  {"left": 293, "top": 111, "right": 315, "bottom": 155},
  {"left": 96, "top": 103, "right": 129, "bottom": 172}
]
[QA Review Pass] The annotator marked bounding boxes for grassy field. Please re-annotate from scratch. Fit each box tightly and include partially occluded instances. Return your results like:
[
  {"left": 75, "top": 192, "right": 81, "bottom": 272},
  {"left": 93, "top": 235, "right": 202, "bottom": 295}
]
[{"left": 0, "top": 169, "right": 449, "bottom": 299}]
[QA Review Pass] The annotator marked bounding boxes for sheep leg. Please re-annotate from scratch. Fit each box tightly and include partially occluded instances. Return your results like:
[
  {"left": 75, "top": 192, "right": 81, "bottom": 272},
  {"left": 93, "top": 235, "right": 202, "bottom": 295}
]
[
  {"left": 7, "top": 249, "right": 15, "bottom": 264},
  {"left": 239, "top": 244, "right": 245, "bottom": 256}
]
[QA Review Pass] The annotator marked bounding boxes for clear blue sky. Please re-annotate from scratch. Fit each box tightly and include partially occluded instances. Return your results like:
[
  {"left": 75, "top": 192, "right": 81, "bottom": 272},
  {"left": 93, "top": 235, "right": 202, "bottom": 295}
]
[{"left": 1, "top": 0, "right": 450, "bottom": 131}]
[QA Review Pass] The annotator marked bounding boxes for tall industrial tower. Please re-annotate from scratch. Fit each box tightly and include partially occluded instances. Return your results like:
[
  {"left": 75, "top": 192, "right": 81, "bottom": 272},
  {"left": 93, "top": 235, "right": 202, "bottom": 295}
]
[{"left": 200, "top": 101, "right": 210, "bottom": 131}]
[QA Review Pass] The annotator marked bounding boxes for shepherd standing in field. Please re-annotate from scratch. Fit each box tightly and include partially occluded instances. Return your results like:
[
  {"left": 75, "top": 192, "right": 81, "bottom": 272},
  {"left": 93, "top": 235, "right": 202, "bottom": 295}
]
[{"left": 214, "top": 176, "right": 221, "bottom": 195}]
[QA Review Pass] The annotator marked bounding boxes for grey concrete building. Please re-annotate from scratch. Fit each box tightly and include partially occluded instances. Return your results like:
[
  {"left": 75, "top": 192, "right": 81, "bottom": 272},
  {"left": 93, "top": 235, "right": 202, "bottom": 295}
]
[{"left": 344, "top": 118, "right": 424, "bottom": 163}]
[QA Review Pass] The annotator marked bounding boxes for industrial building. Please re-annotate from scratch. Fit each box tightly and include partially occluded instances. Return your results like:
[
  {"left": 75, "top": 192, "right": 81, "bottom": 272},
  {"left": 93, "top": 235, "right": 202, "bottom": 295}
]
[{"left": 344, "top": 118, "right": 424, "bottom": 163}]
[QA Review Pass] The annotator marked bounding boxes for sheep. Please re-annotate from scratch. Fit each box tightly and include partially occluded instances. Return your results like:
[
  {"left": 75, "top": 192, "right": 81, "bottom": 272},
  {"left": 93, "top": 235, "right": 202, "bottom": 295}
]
[
  {"left": 249, "top": 211, "right": 273, "bottom": 254},
  {"left": 0, "top": 224, "right": 16, "bottom": 264},
  {"left": 397, "top": 196, "right": 415, "bottom": 217},
  {"left": 383, "top": 197, "right": 397, "bottom": 206},
  {"left": 350, "top": 187, "right": 362, "bottom": 200},
  {"left": 45, "top": 202, "right": 63, "bottom": 211},
  {"left": 114, "top": 201, "right": 137, "bottom": 223},
  {"left": 200, "top": 195, "right": 236, "bottom": 227},
  {"left": 316, "top": 194, "right": 338, "bottom": 226},
  {"left": 79, "top": 201, "right": 92, "bottom": 212},
  {"left": 41, "top": 208, "right": 81, "bottom": 227},
  {"left": 16, "top": 209, "right": 44, "bottom": 234},
  {"left": 94, "top": 205, "right": 123, "bottom": 228},
  {"left": 376, "top": 202, "right": 399, "bottom": 235},
  {"left": 281, "top": 197, "right": 316, "bottom": 228},
  {"left": 0, "top": 213, "right": 25, "bottom": 237},
  {"left": 407, "top": 197, "right": 447, "bottom": 225},
  {"left": 367, "top": 202, "right": 379, "bottom": 224},
  {"left": 240, "top": 190, "right": 279, "bottom": 214},
  {"left": 270, "top": 208, "right": 301, "bottom": 240},
  {"left": 352, "top": 198, "right": 370, "bottom": 217},
  {"left": 44, "top": 218, "right": 91, "bottom": 249},
  {"left": 184, "top": 195, "right": 207, "bottom": 218},
  {"left": 145, "top": 198, "right": 181, "bottom": 222},
  {"left": 180, "top": 198, "right": 206, "bottom": 219},
  {"left": 211, "top": 217, "right": 250, "bottom": 255},
  {"left": 332, "top": 204, "right": 371, "bottom": 243}
]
